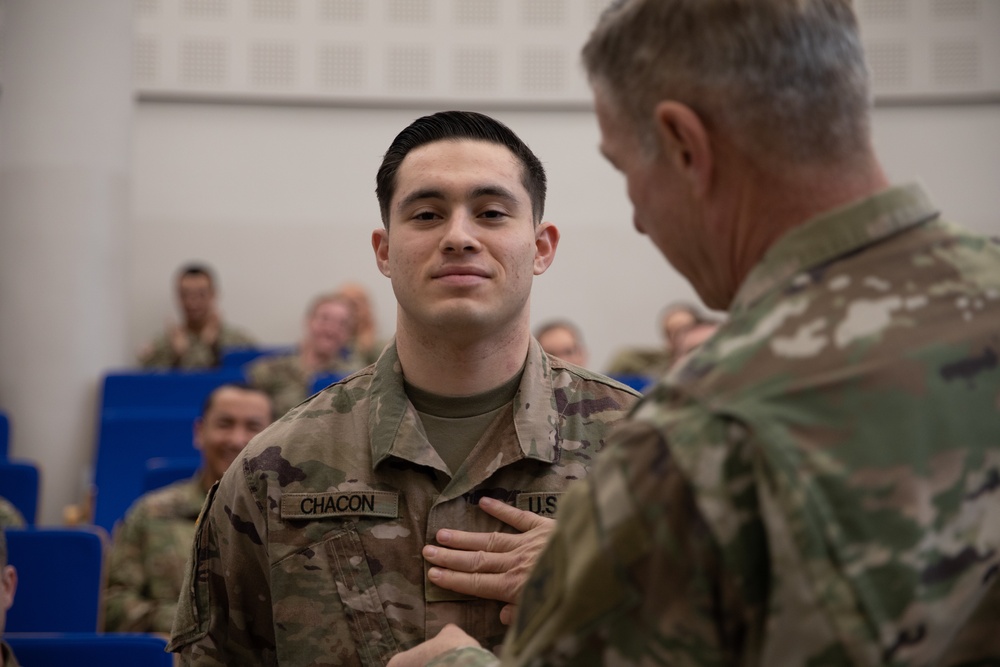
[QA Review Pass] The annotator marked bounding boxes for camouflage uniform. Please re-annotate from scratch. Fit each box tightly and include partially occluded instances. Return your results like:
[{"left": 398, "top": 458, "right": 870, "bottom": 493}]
[
  {"left": 139, "top": 323, "right": 256, "bottom": 369},
  {"left": 246, "top": 349, "right": 370, "bottom": 417},
  {"left": 0, "top": 496, "right": 25, "bottom": 529},
  {"left": 427, "top": 184, "right": 1000, "bottom": 666},
  {"left": 1, "top": 641, "right": 19, "bottom": 667},
  {"left": 168, "top": 338, "right": 639, "bottom": 665},
  {"left": 105, "top": 476, "right": 206, "bottom": 633}
]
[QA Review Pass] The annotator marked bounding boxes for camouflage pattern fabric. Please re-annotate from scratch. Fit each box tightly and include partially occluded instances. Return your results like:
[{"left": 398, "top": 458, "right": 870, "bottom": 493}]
[
  {"left": 246, "top": 349, "right": 370, "bottom": 418},
  {"left": 1, "top": 641, "right": 20, "bottom": 667},
  {"left": 168, "top": 337, "right": 639, "bottom": 665},
  {"left": 0, "top": 496, "right": 25, "bottom": 529},
  {"left": 604, "top": 347, "right": 670, "bottom": 382},
  {"left": 105, "top": 476, "right": 206, "bottom": 633},
  {"left": 138, "top": 322, "right": 256, "bottom": 369},
  {"left": 426, "top": 183, "right": 1000, "bottom": 666}
]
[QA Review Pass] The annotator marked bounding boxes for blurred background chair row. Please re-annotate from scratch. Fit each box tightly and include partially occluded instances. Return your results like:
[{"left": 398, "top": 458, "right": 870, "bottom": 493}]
[{"left": 5, "top": 633, "right": 171, "bottom": 667}]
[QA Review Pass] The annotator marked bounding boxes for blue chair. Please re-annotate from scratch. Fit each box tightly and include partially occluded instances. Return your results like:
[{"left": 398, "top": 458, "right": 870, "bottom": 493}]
[
  {"left": 310, "top": 372, "right": 346, "bottom": 395},
  {"left": 609, "top": 374, "right": 655, "bottom": 394},
  {"left": 221, "top": 345, "right": 292, "bottom": 368},
  {"left": 5, "top": 633, "right": 171, "bottom": 667},
  {"left": 91, "top": 412, "right": 199, "bottom": 533},
  {"left": 99, "top": 368, "right": 247, "bottom": 416},
  {"left": 0, "top": 460, "right": 39, "bottom": 525},
  {"left": 4, "top": 527, "right": 107, "bottom": 632},
  {"left": 0, "top": 410, "right": 8, "bottom": 459},
  {"left": 143, "top": 456, "right": 202, "bottom": 493}
]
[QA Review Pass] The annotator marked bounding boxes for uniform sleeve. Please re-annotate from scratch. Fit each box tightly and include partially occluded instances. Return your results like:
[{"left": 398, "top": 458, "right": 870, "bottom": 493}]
[
  {"left": 138, "top": 333, "right": 177, "bottom": 369},
  {"left": 167, "top": 469, "right": 278, "bottom": 665},
  {"left": 456, "top": 420, "right": 740, "bottom": 667},
  {"left": 104, "top": 505, "right": 157, "bottom": 632}
]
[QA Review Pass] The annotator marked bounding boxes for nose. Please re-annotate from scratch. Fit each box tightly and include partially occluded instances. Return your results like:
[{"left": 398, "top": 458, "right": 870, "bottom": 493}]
[
  {"left": 231, "top": 425, "right": 257, "bottom": 449},
  {"left": 439, "top": 211, "right": 482, "bottom": 254}
]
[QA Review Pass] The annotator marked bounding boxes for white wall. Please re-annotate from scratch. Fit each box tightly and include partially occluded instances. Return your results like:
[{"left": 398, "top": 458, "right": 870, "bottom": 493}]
[{"left": 130, "top": 101, "right": 1000, "bottom": 370}]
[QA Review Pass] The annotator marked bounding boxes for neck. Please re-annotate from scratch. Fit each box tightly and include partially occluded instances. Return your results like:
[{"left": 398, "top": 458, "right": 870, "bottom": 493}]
[
  {"left": 707, "top": 146, "right": 889, "bottom": 309},
  {"left": 394, "top": 313, "right": 531, "bottom": 396},
  {"left": 299, "top": 342, "right": 333, "bottom": 373}
]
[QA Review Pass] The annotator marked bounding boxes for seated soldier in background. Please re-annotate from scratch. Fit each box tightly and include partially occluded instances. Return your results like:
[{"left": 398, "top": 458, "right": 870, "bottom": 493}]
[
  {"left": 0, "top": 531, "right": 18, "bottom": 667},
  {"left": 103, "top": 383, "right": 273, "bottom": 634},
  {"left": 138, "top": 263, "right": 256, "bottom": 370},
  {"left": 0, "top": 500, "right": 24, "bottom": 531},
  {"left": 534, "top": 319, "right": 589, "bottom": 368},
  {"left": 605, "top": 301, "right": 718, "bottom": 378},
  {"left": 335, "top": 282, "right": 387, "bottom": 366},
  {"left": 246, "top": 292, "right": 369, "bottom": 417}
]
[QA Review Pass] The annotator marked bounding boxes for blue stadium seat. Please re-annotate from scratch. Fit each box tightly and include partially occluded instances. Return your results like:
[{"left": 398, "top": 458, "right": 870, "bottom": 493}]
[
  {"left": 609, "top": 374, "right": 655, "bottom": 393},
  {"left": 221, "top": 345, "right": 293, "bottom": 368},
  {"left": 143, "top": 456, "right": 202, "bottom": 493},
  {"left": 0, "top": 410, "right": 8, "bottom": 459},
  {"left": 0, "top": 460, "right": 39, "bottom": 525},
  {"left": 4, "top": 527, "right": 107, "bottom": 632},
  {"left": 5, "top": 633, "right": 171, "bottom": 667},
  {"left": 91, "top": 412, "right": 199, "bottom": 533},
  {"left": 310, "top": 372, "right": 346, "bottom": 395},
  {"left": 99, "top": 368, "right": 247, "bottom": 416}
]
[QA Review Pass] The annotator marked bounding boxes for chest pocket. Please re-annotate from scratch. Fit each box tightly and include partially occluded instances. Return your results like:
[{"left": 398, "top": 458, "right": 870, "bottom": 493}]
[{"left": 271, "top": 526, "right": 399, "bottom": 667}]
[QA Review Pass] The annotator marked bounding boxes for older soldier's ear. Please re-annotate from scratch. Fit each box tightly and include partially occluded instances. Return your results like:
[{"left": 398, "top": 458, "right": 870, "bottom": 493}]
[
  {"left": 372, "top": 228, "right": 391, "bottom": 277},
  {"left": 653, "top": 100, "right": 713, "bottom": 198}
]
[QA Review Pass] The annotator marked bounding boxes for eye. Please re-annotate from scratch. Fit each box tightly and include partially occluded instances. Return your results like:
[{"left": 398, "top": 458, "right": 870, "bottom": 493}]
[
  {"left": 412, "top": 210, "right": 440, "bottom": 221},
  {"left": 480, "top": 209, "right": 507, "bottom": 220}
]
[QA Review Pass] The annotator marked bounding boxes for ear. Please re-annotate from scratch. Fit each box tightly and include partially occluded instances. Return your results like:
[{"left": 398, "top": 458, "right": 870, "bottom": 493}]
[
  {"left": 372, "top": 228, "right": 391, "bottom": 278},
  {"left": 193, "top": 419, "right": 204, "bottom": 452},
  {"left": 533, "top": 221, "right": 560, "bottom": 275},
  {"left": 653, "top": 101, "right": 712, "bottom": 197},
  {"left": 1, "top": 564, "right": 17, "bottom": 612}
]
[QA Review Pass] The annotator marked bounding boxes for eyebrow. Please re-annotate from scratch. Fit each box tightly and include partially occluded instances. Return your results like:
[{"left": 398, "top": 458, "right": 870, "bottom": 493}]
[{"left": 395, "top": 184, "right": 522, "bottom": 215}]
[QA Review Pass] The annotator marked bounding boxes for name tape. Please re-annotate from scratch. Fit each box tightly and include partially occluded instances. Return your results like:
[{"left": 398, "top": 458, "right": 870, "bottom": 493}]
[
  {"left": 515, "top": 492, "right": 563, "bottom": 517},
  {"left": 281, "top": 490, "right": 399, "bottom": 519}
]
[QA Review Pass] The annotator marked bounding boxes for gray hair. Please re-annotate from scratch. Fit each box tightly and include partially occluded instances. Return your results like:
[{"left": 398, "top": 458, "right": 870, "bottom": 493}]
[{"left": 582, "top": 0, "right": 872, "bottom": 165}]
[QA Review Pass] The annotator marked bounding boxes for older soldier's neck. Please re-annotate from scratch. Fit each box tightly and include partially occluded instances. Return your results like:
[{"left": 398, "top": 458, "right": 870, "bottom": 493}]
[
  {"left": 394, "top": 317, "right": 531, "bottom": 397},
  {"left": 710, "top": 146, "right": 890, "bottom": 311}
]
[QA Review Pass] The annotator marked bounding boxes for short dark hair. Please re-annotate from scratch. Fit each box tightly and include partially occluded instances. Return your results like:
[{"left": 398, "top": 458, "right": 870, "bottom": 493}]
[
  {"left": 176, "top": 263, "right": 216, "bottom": 288},
  {"left": 201, "top": 382, "right": 276, "bottom": 423},
  {"left": 375, "top": 110, "right": 547, "bottom": 227}
]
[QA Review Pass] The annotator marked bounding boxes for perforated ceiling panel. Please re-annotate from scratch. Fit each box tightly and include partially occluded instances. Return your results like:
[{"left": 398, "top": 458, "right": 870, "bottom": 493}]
[{"left": 135, "top": 0, "right": 1000, "bottom": 106}]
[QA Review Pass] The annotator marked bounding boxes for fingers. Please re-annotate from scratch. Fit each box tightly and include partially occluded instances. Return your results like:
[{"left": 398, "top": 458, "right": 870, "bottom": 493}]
[
  {"left": 477, "top": 496, "right": 547, "bottom": 532},
  {"left": 424, "top": 543, "right": 511, "bottom": 575},
  {"left": 499, "top": 603, "right": 517, "bottom": 626},
  {"left": 427, "top": 565, "right": 517, "bottom": 604}
]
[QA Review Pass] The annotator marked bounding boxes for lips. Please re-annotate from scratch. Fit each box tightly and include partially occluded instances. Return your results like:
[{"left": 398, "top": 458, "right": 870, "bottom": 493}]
[{"left": 432, "top": 265, "right": 491, "bottom": 279}]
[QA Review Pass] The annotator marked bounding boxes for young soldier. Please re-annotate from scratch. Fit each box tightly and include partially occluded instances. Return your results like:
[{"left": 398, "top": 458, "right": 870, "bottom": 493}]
[{"left": 169, "top": 111, "right": 639, "bottom": 665}]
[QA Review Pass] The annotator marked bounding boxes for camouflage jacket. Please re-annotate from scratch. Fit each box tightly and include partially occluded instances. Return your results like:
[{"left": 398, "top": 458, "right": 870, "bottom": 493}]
[
  {"left": 0, "top": 496, "right": 25, "bottom": 529},
  {"left": 246, "top": 349, "right": 370, "bottom": 417},
  {"left": 430, "top": 183, "right": 1000, "bottom": 666},
  {"left": 168, "top": 338, "right": 639, "bottom": 666},
  {"left": 105, "top": 476, "right": 206, "bottom": 633},
  {"left": 1, "top": 640, "right": 19, "bottom": 667},
  {"left": 138, "top": 322, "right": 256, "bottom": 369}
]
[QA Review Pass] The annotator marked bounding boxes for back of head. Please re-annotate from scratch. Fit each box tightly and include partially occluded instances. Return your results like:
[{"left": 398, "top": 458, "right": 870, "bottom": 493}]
[
  {"left": 582, "top": 0, "right": 871, "bottom": 166},
  {"left": 375, "top": 110, "right": 547, "bottom": 226}
]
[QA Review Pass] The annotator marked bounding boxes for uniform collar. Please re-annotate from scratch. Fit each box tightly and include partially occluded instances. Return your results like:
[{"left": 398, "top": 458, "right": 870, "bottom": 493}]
[
  {"left": 730, "top": 183, "right": 939, "bottom": 317},
  {"left": 369, "top": 338, "right": 558, "bottom": 470}
]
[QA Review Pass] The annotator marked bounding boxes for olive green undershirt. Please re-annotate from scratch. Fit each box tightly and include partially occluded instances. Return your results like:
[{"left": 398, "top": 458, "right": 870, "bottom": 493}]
[{"left": 404, "top": 366, "right": 524, "bottom": 476}]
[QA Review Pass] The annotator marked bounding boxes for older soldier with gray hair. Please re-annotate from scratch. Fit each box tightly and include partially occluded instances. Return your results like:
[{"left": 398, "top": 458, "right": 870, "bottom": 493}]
[
  {"left": 390, "top": 0, "right": 1000, "bottom": 665},
  {"left": 168, "top": 111, "right": 640, "bottom": 665}
]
